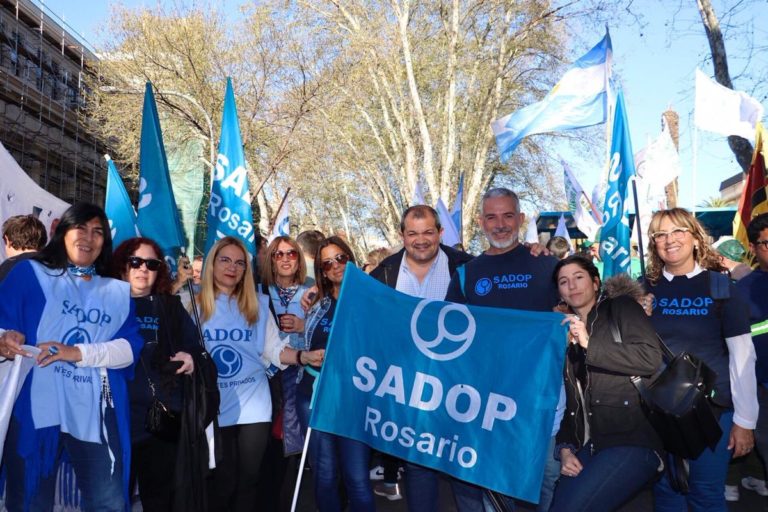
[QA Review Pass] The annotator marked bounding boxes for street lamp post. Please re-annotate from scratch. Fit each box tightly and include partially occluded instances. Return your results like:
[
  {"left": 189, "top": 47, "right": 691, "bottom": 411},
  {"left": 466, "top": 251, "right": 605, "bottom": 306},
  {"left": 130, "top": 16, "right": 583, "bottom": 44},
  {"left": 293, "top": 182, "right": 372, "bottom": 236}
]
[{"left": 98, "top": 85, "right": 215, "bottom": 170}]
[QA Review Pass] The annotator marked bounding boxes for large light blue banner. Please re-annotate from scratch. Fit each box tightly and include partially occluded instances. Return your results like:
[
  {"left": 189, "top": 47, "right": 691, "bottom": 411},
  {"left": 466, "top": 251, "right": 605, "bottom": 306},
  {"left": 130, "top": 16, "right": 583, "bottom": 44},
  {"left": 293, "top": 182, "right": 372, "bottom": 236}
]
[
  {"left": 600, "top": 90, "right": 636, "bottom": 278},
  {"left": 204, "top": 78, "right": 257, "bottom": 258},
  {"left": 310, "top": 266, "right": 566, "bottom": 502}
]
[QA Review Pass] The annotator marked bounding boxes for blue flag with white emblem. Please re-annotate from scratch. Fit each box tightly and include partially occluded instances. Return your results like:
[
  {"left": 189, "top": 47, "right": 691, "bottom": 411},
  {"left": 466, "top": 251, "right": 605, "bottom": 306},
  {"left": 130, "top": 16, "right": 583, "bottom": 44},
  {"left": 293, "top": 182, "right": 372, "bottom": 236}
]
[
  {"left": 600, "top": 90, "right": 636, "bottom": 278},
  {"left": 136, "top": 82, "right": 186, "bottom": 269},
  {"left": 204, "top": 78, "right": 257, "bottom": 258},
  {"left": 310, "top": 266, "right": 566, "bottom": 503},
  {"left": 104, "top": 155, "right": 138, "bottom": 248}
]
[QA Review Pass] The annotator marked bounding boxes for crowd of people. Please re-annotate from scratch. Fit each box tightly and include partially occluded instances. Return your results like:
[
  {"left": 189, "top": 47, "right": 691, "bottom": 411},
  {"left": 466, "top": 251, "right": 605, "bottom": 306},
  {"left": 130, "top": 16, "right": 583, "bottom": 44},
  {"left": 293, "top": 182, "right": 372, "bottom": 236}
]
[{"left": 0, "top": 188, "right": 766, "bottom": 512}]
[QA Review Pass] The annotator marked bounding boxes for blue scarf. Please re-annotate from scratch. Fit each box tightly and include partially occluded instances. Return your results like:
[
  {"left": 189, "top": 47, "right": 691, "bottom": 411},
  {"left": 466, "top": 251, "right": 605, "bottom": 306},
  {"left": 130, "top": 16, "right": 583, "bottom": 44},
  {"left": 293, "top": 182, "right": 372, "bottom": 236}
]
[{"left": 67, "top": 263, "right": 96, "bottom": 278}]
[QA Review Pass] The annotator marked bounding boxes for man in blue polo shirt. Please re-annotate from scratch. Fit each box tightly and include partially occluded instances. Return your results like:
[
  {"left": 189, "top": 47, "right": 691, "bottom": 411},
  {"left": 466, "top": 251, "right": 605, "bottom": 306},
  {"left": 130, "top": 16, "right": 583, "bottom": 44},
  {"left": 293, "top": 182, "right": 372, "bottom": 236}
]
[
  {"left": 735, "top": 213, "right": 768, "bottom": 498},
  {"left": 446, "top": 187, "right": 562, "bottom": 512}
]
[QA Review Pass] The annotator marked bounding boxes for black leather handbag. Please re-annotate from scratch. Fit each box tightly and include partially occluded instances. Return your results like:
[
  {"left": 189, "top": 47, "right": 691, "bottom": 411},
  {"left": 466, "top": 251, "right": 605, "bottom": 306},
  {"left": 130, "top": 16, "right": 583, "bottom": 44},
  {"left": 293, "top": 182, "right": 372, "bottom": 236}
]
[
  {"left": 608, "top": 317, "right": 722, "bottom": 460},
  {"left": 145, "top": 394, "right": 181, "bottom": 442},
  {"left": 141, "top": 356, "right": 181, "bottom": 442}
]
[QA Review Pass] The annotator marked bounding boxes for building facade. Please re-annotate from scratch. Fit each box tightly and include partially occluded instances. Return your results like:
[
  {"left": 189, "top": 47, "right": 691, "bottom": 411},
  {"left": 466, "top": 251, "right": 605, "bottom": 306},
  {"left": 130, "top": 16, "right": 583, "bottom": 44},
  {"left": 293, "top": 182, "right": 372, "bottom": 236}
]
[{"left": 0, "top": 0, "right": 105, "bottom": 205}]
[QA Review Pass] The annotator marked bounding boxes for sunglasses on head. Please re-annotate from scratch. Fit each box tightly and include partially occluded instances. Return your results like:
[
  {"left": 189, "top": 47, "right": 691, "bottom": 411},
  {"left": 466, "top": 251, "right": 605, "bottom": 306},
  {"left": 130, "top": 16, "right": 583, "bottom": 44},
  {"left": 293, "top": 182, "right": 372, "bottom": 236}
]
[
  {"left": 272, "top": 249, "right": 299, "bottom": 261},
  {"left": 321, "top": 253, "right": 350, "bottom": 271},
  {"left": 127, "top": 256, "right": 162, "bottom": 272}
]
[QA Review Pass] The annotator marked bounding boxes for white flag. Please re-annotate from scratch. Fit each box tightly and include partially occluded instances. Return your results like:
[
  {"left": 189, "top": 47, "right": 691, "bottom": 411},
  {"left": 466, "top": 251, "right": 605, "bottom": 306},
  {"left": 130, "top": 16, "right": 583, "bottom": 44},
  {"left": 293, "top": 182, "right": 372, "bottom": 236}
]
[
  {"left": 269, "top": 196, "right": 290, "bottom": 242},
  {"left": 634, "top": 121, "right": 680, "bottom": 197},
  {"left": 524, "top": 214, "right": 539, "bottom": 244},
  {"left": 562, "top": 162, "right": 600, "bottom": 241},
  {"left": 435, "top": 198, "right": 461, "bottom": 247},
  {"left": 694, "top": 69, "right": 764, "bottom": 140},
  {"left": 554, "top": 214, "right": 573, "bottom": 252},
  {"left": 412, "top": 182, "right": 426, "bottom": 206},
  {"left": 0, "top": 142, "right": 70, "bottom": 261}
]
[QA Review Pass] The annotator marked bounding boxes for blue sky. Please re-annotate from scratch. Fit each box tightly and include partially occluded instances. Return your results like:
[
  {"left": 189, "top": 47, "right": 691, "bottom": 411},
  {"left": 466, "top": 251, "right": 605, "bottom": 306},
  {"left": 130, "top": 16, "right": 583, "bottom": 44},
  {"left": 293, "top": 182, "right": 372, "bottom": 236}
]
[{"left": 38, "top": 0, "right": 766, "bottom": 210}]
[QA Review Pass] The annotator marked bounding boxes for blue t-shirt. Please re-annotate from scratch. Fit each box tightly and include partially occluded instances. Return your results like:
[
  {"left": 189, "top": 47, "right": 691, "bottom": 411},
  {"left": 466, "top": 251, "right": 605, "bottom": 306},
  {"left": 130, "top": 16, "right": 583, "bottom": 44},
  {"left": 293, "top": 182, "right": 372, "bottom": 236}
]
[
  {"left": 736, "top": 269, "right": 768, "bottom": 384},
  {"left": 647, "top": 270, "right": 750, "bottom": 406},
  {"left": 445, "top": 244, "right": 559, "bottom": 311}
]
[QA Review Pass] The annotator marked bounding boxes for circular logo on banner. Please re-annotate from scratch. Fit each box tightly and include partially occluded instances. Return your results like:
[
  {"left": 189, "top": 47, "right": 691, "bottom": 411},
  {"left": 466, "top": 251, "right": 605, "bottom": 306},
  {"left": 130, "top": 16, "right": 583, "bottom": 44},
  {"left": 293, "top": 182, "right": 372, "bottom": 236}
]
[
  {"left": 474, "top": 278, "right": 492, "bottom": 296},
  {"left": 62, "top": 327, "right": 91, "bottom": 346},
  {"left": 410, "top": 299, "right": 476, "bottom": 361},
  {"left": 210, "top": 345, "right": 243, "bottom": 378}
]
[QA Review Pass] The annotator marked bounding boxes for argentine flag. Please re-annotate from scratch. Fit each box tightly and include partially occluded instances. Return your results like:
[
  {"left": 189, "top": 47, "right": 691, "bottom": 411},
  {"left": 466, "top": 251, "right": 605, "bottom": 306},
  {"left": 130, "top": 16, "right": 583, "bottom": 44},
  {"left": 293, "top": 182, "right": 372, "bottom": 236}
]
[{"left": 492, "top": 30, "right": 612, "bottom": 163}]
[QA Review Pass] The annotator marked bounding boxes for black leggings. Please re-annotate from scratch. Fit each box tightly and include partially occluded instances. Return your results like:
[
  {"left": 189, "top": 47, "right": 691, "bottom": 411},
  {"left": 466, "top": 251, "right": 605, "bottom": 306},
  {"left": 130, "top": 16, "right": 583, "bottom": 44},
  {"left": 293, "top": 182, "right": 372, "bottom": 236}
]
[{"left": 208, "top": 422, "right": 271, "bottom": 512}]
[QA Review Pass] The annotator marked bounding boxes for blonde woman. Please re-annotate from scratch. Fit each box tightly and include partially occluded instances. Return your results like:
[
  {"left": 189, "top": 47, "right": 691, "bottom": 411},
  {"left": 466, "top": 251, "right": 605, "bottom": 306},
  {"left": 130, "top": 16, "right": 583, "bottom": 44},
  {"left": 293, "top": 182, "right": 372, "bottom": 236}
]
[
  {"left": 644, "top": 208, "right": 757, "bottom": 512},
  {"left": 199, "top": 236, "right": 322, "bottom": 512}
]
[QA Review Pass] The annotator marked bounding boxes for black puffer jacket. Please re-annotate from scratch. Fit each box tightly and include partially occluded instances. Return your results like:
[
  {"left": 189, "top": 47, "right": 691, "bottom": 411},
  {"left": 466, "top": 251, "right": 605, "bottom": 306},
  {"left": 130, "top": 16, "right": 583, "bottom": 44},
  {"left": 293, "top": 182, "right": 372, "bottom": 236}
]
[{"left": 556, "top": 274, "right": 664, "bottom": 454}]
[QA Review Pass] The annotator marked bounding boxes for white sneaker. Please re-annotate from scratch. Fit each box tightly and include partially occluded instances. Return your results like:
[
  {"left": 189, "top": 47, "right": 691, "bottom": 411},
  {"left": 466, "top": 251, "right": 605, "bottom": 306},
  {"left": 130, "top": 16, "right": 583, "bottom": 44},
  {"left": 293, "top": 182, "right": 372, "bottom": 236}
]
[
  {"left": 741, "top": 476, "right": 768, "bottom": 496},
  {"left": 725, "top": 484, "right": 740, "bottom": 502},
  {"left": 369, "top": 465, "right": 385, "bottom": 480},
  {"left": 374, "top": 482, "right": 402, "bottom": 501}
]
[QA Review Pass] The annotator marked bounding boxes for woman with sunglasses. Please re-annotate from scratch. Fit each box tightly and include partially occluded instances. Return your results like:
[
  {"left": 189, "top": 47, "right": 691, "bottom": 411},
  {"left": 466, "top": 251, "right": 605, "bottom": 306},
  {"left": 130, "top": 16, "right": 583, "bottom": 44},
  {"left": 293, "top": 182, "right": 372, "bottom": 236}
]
[
  {"left": 644, "top": 208, "right": 757, "bottom": 511},
  {"left": 297, "top": 236, "right": 375, "bottom": 512},
  {"left": 111, "top": 237, "right": 197, "bottom": 511},
  {"left": 200, "top": 236, "right": 322, "bottom": 512},
  {"left": 0, "top": 203, "right": 143, "bottom": 512},
  {"left": 259, "top": 237, "right": 312, "bottom": 452}
]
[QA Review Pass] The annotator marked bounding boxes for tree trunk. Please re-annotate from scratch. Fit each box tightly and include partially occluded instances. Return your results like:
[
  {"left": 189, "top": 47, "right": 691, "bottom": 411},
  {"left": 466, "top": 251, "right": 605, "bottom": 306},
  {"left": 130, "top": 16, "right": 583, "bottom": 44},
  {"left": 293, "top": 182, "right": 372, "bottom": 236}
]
[{"left": 696, "top": 0, "right": 753, "bottom": 173}]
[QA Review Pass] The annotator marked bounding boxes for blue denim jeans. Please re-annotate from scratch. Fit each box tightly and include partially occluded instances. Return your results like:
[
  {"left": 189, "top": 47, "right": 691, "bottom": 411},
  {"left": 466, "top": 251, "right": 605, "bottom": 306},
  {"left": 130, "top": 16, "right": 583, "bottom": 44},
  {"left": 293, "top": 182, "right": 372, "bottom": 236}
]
[
  {"left": 549, "top": 442, "right": 660, "bottom": 512},
  {"left": 297, "top": 392, "right": 375, "bottom": 512},
  {"left": 755, "top": 385, "right": 768, "bottom": 477},
  {"left": 654, "top": 410, "right": 734, "bottom": 512},
  {"left": 449, "top": 435, "right": 559, "bottom": 512},
  {"left": 3, "top": 408, "right": 124, "bottom": 512}
]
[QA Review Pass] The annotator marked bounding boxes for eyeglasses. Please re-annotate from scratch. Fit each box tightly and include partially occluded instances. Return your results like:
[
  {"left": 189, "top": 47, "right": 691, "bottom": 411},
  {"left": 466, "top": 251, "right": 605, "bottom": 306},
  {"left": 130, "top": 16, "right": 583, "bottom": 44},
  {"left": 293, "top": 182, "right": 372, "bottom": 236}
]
[
  {"left": 321, "top": 253, "right": 350, "bottom": 272},
  {"left": 217, "top": 255, "right": 247, "bottom": 270},
  {"left": 272, "top": 249, "right": 299, "bottom": 261},
  {"left": 651, "top": 227, "right": 690, "bottom": 243},
  {"left": 127, "top": 256, "right": 162, "bottom": 272},
  {"left": 754, "top": 240, "right": 768, "bottom": 250}
]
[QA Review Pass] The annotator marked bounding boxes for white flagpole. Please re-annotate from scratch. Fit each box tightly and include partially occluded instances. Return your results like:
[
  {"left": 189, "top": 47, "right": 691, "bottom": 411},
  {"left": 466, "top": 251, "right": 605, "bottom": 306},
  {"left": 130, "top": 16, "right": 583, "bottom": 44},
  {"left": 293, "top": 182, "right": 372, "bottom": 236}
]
[
  {"left": 290, "top": 427, "right": 313, "bottom": 512},
  {"left": 692, "top": 126, "right": 698, "bottom": 210}
]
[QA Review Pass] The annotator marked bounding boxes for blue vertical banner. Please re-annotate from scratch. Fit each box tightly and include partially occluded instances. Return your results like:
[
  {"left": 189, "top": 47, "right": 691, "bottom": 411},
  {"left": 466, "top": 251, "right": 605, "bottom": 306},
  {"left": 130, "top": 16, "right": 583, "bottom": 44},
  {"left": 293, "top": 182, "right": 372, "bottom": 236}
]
[
  {"left": 600, "top": 90, "right": 636, "bottom": 277},
  {"left": 136, "top": 82, "right": 186, "bottom": 269},
  {"left": 103, "top": 155, "right": 138, "bottom": 248},
  {"left": 310, "top": 266, "right": 566, "bottom": 503},
  {"left": 204, "top": 78, "right": 257, "bottom": 258},
  {"left": 450, "top": 173, "right": 463, "bottom": 239}
]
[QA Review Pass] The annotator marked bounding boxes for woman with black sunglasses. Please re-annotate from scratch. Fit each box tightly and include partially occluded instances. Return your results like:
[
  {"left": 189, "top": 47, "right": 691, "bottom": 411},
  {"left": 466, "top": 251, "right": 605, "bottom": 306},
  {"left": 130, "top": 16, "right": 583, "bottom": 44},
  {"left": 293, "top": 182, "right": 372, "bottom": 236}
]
[
  {"left": 112, "top": 237, "right": 198, "bottom": 511},
  {"left": 297, "top": 236, "right": 375, "bottom": 512}
]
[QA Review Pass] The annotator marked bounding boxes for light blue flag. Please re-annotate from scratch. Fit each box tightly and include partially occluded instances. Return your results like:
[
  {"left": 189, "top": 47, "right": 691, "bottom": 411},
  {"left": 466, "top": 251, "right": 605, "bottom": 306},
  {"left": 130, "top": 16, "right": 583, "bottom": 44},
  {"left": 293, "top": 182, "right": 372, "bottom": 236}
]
[
  {"left": 136, "top": 82, "right": 186, "bottom": 269},
  {"left": 205, "top": 78, "right": 257, "bottom": 258},
  {"left": 600, "top": 90, "right": 636, "bottom": 277},
  {"left": 492, "top": 30, "right": 612, "bottom": 163},
  {"left": 104, "top": 155, "right": 138, "bottom": 248},
  {"left": 310, "top": 266, "right": 566, "bottom": 503},
  {"left": 450, "top": 173, "right": 463, "bottom": 237},
  {"left": 435, "top": 198, "right": 460, "bottom": 247}
]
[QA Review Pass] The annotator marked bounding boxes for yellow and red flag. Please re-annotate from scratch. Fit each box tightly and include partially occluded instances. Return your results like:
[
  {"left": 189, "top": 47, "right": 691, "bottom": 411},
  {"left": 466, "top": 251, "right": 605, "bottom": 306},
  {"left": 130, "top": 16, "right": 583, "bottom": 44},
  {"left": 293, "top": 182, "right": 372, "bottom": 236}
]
[{"left": 734, "top": 122, "right": 767, "bottom": 262}]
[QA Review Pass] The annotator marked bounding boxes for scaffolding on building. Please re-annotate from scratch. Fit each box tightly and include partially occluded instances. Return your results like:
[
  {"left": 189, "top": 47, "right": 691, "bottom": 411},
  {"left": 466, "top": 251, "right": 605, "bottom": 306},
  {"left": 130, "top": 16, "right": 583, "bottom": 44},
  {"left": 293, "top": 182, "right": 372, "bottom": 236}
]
[{"left": 0, "top": 0, "right": 106, "bottom": 205}]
